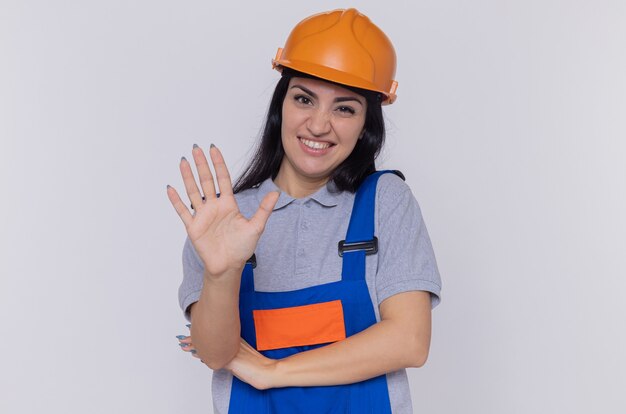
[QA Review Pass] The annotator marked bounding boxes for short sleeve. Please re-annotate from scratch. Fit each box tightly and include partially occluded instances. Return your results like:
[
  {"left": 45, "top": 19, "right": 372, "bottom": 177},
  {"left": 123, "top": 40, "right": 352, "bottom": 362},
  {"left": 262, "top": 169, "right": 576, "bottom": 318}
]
[
  {"left": 178, "top": 237, "right": 205, "bottom": 322},
  {"left": 374, "top": 173, "right": 442, "bottom": 308}
]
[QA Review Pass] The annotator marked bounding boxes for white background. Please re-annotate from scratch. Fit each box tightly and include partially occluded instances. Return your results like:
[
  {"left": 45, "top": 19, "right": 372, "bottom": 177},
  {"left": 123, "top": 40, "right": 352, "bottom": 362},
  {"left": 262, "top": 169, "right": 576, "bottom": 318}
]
[{"left": 1, "top": 0, "right": 625, "bottom": 413}]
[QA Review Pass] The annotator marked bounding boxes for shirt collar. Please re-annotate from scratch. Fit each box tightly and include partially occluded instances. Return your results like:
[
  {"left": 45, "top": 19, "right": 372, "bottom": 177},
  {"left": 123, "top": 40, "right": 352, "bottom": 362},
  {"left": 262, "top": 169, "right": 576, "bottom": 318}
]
[{"left": 255, "top": 177, "right": 342, "bottom": 210}]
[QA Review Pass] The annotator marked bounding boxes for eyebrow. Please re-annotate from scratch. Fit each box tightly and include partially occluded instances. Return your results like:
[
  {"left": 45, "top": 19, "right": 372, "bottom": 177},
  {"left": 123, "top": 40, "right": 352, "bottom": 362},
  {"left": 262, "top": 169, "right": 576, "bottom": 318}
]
[{"left": 290, "top": 84, "right": 364, "bottom": 106}]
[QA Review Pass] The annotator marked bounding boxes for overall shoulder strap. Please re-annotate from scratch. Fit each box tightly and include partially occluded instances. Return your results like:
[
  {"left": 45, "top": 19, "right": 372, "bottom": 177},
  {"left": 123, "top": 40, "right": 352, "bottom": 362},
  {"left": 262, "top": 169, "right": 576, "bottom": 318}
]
[{"left": 340, "top": 170, "right": 403, "bottom": 281}]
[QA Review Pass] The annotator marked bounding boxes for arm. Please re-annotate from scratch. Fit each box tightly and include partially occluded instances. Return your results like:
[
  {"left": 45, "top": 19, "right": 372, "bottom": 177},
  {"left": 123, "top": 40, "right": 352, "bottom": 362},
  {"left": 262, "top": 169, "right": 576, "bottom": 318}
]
[
  {"left": 226, "top": 290, "right": 432, "bottom": 389},
  {"left": 167, "top": 144, "right": 278, "bottom": 370},
  {"left": 276, "top": 290, "right": 432, "bottom": 386},
  {"left": 189, "top": 267, "right": 243, "bottom": 370}
]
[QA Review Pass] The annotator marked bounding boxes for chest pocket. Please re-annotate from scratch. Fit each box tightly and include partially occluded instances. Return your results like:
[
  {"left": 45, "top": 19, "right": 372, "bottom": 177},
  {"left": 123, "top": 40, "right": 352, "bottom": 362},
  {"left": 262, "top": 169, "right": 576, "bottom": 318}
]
[{"left": 253, "top": 300, "right": 347, "bottom": 351}]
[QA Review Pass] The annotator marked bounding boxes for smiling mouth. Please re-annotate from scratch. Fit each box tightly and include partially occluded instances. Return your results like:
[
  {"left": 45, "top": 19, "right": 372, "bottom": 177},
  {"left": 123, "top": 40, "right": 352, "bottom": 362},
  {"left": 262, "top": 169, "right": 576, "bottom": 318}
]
[{"left": 298, "top": 137, "right": 334, "bottom": 150}]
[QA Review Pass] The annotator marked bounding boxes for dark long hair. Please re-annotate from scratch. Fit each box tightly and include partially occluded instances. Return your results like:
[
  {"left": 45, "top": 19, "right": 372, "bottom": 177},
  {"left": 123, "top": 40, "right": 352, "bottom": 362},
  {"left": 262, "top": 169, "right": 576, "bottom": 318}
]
[{"left": 232, "top": 68, "right": 386, "bottom": 194}]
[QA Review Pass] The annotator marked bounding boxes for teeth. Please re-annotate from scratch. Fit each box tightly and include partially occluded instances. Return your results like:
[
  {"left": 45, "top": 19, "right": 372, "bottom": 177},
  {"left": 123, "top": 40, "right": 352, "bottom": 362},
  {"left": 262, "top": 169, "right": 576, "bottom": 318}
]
[{"left": 300, "top": 138, "right": 331, "bottom": 150}]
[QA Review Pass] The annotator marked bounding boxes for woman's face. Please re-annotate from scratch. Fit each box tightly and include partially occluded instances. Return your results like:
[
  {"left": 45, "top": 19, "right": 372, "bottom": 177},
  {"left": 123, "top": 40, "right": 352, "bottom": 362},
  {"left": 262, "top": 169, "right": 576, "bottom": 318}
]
[{"left": 277, "top": 76, "right": 367, "bottom": 188}]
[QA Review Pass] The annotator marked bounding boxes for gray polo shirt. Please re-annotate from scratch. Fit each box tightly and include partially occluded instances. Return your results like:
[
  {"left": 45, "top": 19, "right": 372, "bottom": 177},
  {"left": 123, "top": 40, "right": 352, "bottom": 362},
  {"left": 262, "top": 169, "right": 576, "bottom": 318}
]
[{"left": 178, "top": 172, "right": 442, "bottom": 414}]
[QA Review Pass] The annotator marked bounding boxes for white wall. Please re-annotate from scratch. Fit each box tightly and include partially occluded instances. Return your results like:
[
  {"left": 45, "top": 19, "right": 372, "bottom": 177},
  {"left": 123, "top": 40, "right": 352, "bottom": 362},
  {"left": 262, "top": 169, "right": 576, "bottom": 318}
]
[{"left": 1, "top": 1, "right": 625, "bottom": 413}]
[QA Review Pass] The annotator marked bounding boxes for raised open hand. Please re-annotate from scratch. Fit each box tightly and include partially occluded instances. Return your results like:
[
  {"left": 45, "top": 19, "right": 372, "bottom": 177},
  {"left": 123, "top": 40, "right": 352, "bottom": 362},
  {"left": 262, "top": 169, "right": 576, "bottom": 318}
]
[{"left": 166, "top": 144, "right": 280, "bottom": 277}]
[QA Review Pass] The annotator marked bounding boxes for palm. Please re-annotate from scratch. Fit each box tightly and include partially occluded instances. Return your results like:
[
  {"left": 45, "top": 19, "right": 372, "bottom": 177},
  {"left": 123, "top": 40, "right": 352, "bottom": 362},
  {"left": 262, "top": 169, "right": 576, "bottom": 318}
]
[
  {"left": 187, "top": 194, "right": 259, "bottom": 275},
  {"left": 167, "top": 145, "right": 279, "bottom": 276}
]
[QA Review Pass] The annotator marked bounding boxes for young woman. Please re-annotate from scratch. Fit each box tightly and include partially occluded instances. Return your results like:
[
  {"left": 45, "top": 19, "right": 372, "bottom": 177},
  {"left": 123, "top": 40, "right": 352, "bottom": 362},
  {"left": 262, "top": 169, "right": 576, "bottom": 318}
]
[{"left": 167, "top": 8, "right": 442, "bottom": 413}]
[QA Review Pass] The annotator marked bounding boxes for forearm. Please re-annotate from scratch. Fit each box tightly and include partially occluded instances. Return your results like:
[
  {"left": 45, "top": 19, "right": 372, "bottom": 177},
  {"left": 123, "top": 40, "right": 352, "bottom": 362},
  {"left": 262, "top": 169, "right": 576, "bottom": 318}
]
[
  {"left": 273, "top": 316, "right": 430, "bottom": 387},
  {"left": 190, "top": 268, "right": 243, "bottom": 370}
]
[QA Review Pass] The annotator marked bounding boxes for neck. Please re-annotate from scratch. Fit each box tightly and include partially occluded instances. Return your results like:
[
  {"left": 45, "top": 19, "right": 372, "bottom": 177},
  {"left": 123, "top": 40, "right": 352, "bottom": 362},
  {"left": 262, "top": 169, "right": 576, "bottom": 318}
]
[{"left": 274, "top": 166, "right": 329, "bottom": 199}]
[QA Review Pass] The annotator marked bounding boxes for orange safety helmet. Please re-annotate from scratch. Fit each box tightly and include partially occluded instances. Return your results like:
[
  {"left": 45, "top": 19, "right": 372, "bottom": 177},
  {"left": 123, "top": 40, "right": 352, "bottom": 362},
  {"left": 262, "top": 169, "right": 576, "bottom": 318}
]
[{"left": 272, "top": 8, "right": 398, "bottom": 105}]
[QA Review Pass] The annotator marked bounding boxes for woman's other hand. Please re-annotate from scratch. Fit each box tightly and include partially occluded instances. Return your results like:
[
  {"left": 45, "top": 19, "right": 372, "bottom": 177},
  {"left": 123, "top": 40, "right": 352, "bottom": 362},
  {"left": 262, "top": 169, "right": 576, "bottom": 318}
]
[
  {"left": 176, "top": 327, "right": 208, "bottom": 365},
  {"left": 176, "top": 331, "right": 278, "bottom": 390},
  {"left": 166, "top": 144, "right": 280, "bottom": 277},
  {"left": 176, "top": 334, "right": 201, "bottom": 360},
  {"left": 224, "top": 339, "right": 278, "bottom": 390}
]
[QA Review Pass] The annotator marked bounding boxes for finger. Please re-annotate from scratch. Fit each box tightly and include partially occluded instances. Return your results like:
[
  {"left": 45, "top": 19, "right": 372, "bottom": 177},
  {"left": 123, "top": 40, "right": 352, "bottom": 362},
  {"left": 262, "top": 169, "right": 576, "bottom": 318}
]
[
  {"left": 192, "top": 144, "right": 217, "bottom": 201},
  {"left": 176, "top": 335, "right": 192, "bottom": 345},
  {"left": 180, "top": 156, "right": 204, "bottom": 211},
  {"left": 179, "top": 342, "right": 195, "bottom": 352},
  {"left": 209, "top": 145, "right": 234, "bottom": 197},
  {"left": 249, "top": 191, "right": 280, "bottom": 235},
  {"left": 166, "top": 185, "right": 194, "bottom": 227}
]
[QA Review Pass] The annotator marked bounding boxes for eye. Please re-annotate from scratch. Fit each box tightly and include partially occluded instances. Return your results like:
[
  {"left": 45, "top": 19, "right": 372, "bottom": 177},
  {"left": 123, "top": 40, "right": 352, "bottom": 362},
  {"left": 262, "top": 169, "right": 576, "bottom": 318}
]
[
  {"left": 336, "top": 106, "right": 356, "bottom": 115},
  {"left": 294, "top": 95, "right": 312, "bottom": 105}
]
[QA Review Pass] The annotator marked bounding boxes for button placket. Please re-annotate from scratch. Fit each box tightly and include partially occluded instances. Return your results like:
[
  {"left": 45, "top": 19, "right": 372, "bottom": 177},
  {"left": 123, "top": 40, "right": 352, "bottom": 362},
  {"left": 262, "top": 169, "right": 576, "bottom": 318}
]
[{"left": 295, "top": 200, "right": 312, "bottom": 274}]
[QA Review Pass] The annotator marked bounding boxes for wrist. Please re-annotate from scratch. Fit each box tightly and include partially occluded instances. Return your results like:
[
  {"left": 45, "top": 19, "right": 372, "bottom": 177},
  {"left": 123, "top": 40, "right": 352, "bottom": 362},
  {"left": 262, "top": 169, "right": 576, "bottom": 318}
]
[
  {"left": 271, "top": 357, "right": 291, "bottom": 388},
  {"left": 203, "top": 265, "right": 244, "bottom": 283}
]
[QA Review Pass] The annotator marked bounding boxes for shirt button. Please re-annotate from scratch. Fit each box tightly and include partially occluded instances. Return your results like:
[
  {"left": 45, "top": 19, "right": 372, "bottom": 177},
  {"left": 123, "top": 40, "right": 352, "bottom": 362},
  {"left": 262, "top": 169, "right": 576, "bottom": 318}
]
[
  {"left": 298, "top": 248, "right": 305, "bottom": 257},
  {"left": 305, "top": 203, "right": 312, "bottom": 208},
  {"left": 301, "top": 222, "right": 308, "bottom": 230}
]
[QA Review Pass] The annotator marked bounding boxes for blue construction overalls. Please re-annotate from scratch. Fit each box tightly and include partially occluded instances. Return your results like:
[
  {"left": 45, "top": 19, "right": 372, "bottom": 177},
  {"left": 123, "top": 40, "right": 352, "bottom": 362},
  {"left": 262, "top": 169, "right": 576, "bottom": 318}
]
[{"left": 228, "top": 171, "right": 399, "bottom": 413}]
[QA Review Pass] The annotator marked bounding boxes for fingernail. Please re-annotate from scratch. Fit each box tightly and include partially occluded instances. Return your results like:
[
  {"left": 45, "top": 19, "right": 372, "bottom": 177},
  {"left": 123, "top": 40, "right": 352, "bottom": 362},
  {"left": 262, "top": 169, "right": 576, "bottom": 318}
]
[
  {"left": 193, "top": 143, "right": 199, "bottom": 149},
  {"left": 186, "top": 324, "right": 191, "bottom": 328},
  {"left": 210, "top": 143, "right": 215, "bottom": 148},
  {"left": 179, "top": 343, "right": 187, "bottom": 347},
  {"left": 190, "top": 350, "right": 197, "bottom": 354},
  {"left": 176, "top": 335, "right": 186, "bottom": 340},
  {"left": 166, "top": 184, "right": 171, "bottom": 190},
  {"left": 181, "top": 156, "right": 187, "bottom": 162}
]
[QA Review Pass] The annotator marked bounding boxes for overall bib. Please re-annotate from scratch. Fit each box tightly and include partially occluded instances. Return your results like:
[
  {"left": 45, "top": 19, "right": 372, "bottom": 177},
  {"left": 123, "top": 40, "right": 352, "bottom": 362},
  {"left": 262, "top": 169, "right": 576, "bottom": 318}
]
[{"left": 228, "top": 171, "right": 398, "bottom": 414}]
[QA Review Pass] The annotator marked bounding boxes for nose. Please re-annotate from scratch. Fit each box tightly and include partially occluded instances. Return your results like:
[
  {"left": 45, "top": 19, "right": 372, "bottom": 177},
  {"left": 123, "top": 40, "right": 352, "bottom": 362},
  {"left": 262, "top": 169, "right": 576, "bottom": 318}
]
[{"left": 306, "top": 108, "right": 331, "bottom": 137}]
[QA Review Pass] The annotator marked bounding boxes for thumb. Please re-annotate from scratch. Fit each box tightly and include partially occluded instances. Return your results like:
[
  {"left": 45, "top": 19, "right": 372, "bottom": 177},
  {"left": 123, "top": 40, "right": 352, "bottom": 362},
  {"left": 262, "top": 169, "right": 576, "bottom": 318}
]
[{"left": 249, "top": 191, "right": 280, "bottom": 234}]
